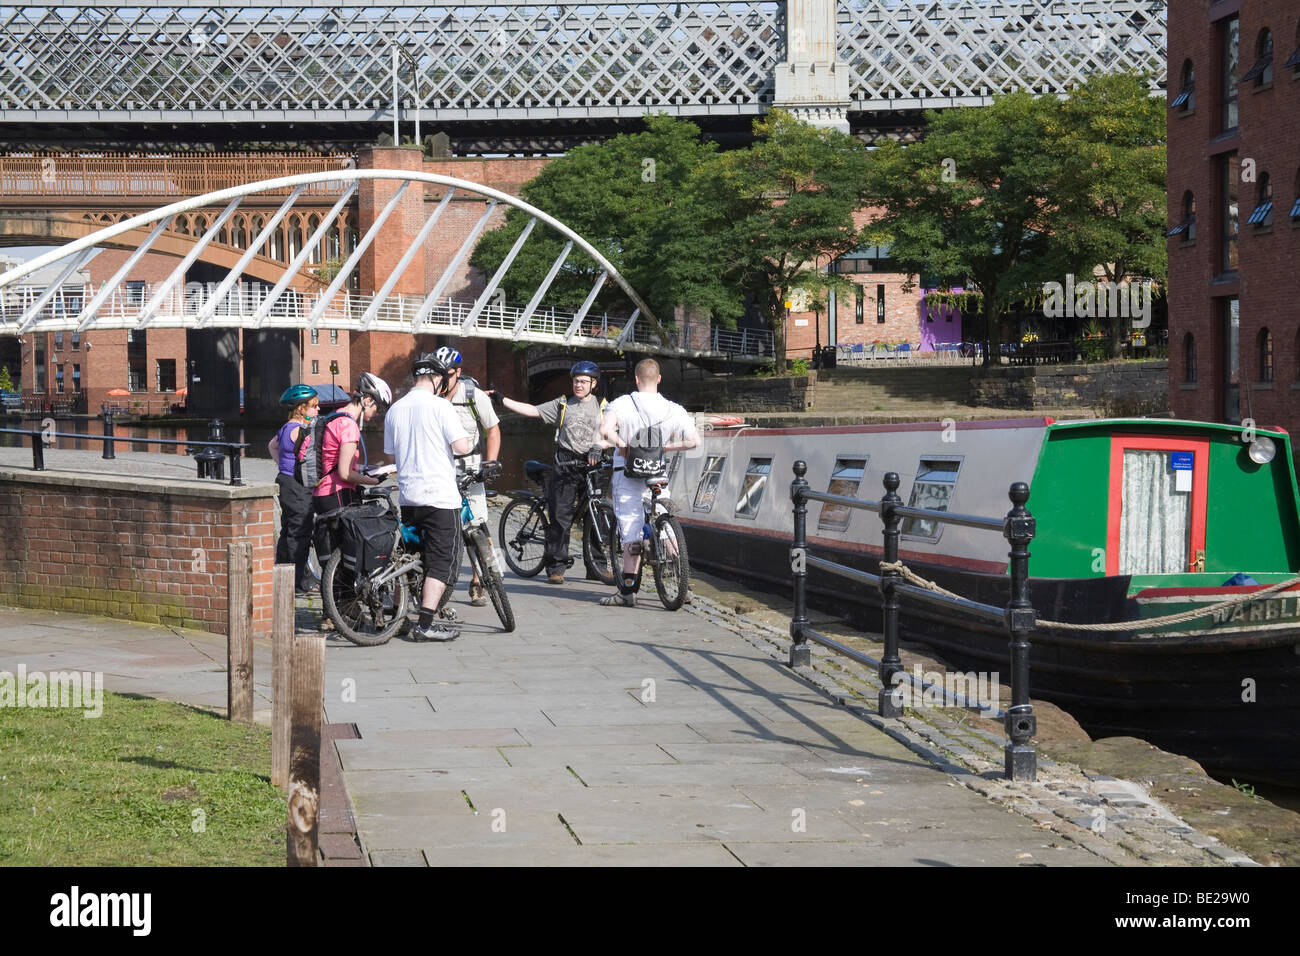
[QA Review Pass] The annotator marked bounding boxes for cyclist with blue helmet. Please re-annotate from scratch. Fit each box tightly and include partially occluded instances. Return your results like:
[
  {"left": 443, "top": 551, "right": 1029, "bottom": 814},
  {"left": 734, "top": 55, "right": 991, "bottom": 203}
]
[
  {"left": 269, "top": 384, "right": 322, "bottom": 593},
  {"left": 488, "top": 359, "right": 611, "bottom": 585}
]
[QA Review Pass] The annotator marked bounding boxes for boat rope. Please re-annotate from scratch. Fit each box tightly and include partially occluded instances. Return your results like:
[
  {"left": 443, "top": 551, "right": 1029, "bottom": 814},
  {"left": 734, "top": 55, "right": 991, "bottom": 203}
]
[{"left": 877, "top": 560, "right": 1300, "bottom": 632}]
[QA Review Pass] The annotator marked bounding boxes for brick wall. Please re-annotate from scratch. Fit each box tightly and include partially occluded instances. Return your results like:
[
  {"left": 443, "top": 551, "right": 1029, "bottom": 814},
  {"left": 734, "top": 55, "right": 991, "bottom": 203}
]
[
  {"left": 1168, "top": 0, "right": 1300, "bottom": 433},
  {"left": 0, "top": 468, "right": 276, "bottom": 637}
]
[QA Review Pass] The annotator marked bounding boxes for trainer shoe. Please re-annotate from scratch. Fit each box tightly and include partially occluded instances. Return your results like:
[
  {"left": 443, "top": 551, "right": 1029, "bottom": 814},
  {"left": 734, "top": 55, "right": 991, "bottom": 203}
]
[
  {"left": 599, "top": 591, "right": 636, "bottom": 608},
  {"left": 296, "top": 576, "right": 320, "bottom": 595},
  {"left": 547, "top": 572, "right": 564, "bottom": 585},
  {"left": 411, "top": 622, "right": 460, "bottom": 642},
  {"left": 469, "top": 583, "right": 489, "bottom": 607}
]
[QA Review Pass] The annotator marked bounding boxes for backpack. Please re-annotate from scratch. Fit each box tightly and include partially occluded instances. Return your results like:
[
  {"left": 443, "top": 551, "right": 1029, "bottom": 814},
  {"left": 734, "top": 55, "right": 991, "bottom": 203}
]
[
  {"left": 337, "top": 502, "right": 400, "bottom": 575},
  {"left": 623, "top": 394, "right": 668, "bottom": 481},
  {"left": 452, "top": 376, "right": 488, "bottom": 457},
  {"left": 293, "top": 410, "right": 354, "bottom": 490}
]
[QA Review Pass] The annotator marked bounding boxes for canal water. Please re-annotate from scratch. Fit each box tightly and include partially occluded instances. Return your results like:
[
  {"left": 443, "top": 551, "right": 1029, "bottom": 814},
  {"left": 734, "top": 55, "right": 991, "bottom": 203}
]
[{"left": 0, "top": 416, "right": 557, "bottom": 489}]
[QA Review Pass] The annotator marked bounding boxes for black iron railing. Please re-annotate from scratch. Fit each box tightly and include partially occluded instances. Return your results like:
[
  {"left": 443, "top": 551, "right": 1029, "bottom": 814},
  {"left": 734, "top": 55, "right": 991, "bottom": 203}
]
[
  {"left": 789, "top": 459, "right": 1037, "bottom": 781},
  {"left": 0, "top": 412, "right": 247, "bottom": 486}
]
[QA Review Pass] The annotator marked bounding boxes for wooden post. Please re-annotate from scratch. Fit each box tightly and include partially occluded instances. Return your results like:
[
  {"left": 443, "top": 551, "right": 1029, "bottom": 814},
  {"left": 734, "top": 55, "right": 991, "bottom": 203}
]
[
  {"left": 226, "top": 541, "right": 254, "bottom": 723},
  {"left": 271, "top": 564, "right": 294, "bottom": 789},
  {"left": 286, "top": 629, "right": 325, "bottom": 867}
]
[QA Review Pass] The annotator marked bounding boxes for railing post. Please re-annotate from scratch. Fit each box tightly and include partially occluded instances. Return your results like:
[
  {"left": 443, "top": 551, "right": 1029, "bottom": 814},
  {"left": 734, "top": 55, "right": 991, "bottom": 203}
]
[
  {"left": 1002, "top": 481, "right": 1037, "bottom": 781},
  {"left": 31, "top": 427, "right": 45, "bottom": 471},
  {"left": 878, "top": 472, "right": 904, "bottom": 717},
  {"left": 101, "top": 406, "right": 115, "bottom": 460},
  {"left": 789, "top": 460, "right": 811, "bottom": 668}
]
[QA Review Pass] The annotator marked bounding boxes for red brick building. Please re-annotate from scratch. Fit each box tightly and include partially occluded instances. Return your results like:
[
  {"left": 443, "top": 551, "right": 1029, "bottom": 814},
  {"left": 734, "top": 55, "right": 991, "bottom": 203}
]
[{"left": 1167, "top": 0, "right": 1300, "bottom": 433}]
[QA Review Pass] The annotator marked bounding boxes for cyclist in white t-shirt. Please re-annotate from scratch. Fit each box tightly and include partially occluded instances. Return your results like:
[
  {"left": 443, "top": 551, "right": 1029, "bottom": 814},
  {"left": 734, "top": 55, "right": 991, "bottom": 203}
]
[
  {"left": 384, "top": 353, "right": 473, "bottom": 642},
  {"left": 599, "top": 357, "right": 699, "bottom": 607}
]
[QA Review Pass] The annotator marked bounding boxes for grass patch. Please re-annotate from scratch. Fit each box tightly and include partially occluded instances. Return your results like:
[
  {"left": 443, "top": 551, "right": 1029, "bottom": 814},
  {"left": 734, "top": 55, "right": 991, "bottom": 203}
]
[{"left": 0, "top": 692, "right": 283, "bottom": 866}]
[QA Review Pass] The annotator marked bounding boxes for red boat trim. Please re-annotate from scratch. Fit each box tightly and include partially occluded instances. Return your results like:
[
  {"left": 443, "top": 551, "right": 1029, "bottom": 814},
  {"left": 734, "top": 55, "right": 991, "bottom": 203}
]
[
  {"left": 1135, "top": 583, "right": 1300, "bottom": 599},
  {"left": 676, "top": 516, "right": 1008, "bottom": 573}
]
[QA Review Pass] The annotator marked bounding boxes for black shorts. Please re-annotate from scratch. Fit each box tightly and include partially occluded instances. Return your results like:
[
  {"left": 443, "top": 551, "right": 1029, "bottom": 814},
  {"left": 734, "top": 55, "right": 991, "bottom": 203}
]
[{"left": 404, "top": 506, "right": 460, "bottom": 584}]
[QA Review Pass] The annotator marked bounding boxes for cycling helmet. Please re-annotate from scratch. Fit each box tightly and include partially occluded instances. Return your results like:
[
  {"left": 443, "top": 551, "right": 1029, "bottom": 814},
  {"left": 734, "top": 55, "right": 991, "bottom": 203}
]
[
  {"left": 280, "top": 384, "right": 318, "bottom": 407},
  {"left": 570, "top": 360, "right": 600, "bottom": 379},
  {"left": 413, "top": 346, "right": 462, "bottom": 377},
  {"left": 357, "top": 371, "right": 392, "bottom": 407}
]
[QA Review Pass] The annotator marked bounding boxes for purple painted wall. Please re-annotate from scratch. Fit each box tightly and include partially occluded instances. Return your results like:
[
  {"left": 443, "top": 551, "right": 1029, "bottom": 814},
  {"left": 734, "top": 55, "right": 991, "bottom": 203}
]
[{"left": 919, "top": 292, "right": 964, "bottom": 351}]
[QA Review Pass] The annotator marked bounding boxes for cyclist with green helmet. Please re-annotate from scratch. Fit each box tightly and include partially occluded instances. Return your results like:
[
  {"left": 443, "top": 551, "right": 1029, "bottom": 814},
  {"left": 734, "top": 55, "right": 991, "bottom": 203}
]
[{"left": 269, "top": 384, "right": 321, "bottom": 594}]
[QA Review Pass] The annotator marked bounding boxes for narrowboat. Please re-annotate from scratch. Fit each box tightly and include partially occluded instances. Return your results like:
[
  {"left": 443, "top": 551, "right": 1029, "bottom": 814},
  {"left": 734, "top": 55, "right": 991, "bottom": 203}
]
[{"left": 668, "top": 416, "right": 1300, "bottom": 786}]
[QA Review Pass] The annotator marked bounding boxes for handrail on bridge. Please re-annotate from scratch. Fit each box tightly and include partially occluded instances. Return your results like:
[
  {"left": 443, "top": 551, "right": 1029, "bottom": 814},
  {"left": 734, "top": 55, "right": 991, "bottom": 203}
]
[
  {"left": 788, "top": 459, "right": 1038, "bottom": 781},
  {"left": 0, "top": 412, "right": 248, "bottom": 486}
]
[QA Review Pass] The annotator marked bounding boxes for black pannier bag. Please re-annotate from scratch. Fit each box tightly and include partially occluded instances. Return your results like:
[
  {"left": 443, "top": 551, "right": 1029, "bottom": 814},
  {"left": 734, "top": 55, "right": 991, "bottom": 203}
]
[{"left": 338, "top": 503, "right": 400, "bottom": 575}]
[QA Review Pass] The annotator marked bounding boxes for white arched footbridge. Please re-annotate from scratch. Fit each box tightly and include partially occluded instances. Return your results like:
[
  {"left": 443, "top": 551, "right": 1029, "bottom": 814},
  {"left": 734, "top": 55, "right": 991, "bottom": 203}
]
[{"left": 0, "top": 169, "right": 772, "bottom": 360}]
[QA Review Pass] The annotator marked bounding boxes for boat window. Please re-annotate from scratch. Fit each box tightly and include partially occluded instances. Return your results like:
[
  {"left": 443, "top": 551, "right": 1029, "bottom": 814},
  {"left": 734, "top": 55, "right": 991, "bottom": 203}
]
[
  {"left": 735, "top": 457, "right": 773, "bottom": 519},
  {"left": 819, "top": 457, "right": 869, "bottom": 532},
  {"left": 667, "top": 451, "right": 683, "bottom": 482},
  {"left": 693, "top": 455, "right": 725, "bottom": 511},
  {"left": 902, "top": 458, "right": 962, "bottom": 539}
]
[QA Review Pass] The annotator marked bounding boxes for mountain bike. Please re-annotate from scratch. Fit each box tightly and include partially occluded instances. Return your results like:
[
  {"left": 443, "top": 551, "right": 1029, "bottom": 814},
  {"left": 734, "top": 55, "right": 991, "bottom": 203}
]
[
  {"left": 455, "top": 467, "right": 515, "bottom": 632},
  {"left": 321, "top": 468, "right": 514, "bottom": 644},
  {"left": 498, "top": 459, "right": 619, "bottom": 585},
  {"left": 628, "top": 473, "right": 690, "bottom": 611}
]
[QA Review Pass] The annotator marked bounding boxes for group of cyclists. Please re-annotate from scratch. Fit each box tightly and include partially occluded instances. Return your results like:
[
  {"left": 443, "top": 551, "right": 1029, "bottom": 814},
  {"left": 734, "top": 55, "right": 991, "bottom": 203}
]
[{"left": 272, "top": 348, "right": 699, "bottom": 641}]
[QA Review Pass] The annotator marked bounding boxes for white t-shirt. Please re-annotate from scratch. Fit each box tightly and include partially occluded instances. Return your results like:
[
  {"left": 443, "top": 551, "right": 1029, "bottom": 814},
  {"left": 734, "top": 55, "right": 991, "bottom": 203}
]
[
  {"left": 383, "top": 387, "right": 470, "bottom": 509},
  {"left": 447, "top": 378, "right": 499, "bottom": 471},
  {"left": 606, "top": 391, "right": 696, "bottom": 471}
]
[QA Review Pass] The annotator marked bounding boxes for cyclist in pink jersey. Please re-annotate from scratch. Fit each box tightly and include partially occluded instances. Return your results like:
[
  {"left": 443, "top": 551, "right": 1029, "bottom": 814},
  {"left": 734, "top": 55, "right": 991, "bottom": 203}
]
[{"left": 311, "top": 373, "right": 393, "bottom": 553}]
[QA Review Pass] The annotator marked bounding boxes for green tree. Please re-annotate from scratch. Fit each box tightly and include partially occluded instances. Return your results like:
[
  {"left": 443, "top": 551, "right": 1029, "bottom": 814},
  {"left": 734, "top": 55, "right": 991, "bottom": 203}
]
[
  {"left": 864, "top": 91, "right": 1071, "bottom": 365},
  {"left": 1045, "top": 73, "right": 1168, "bottom": 357},
  {"left": 0, "top": 365, "right": 13, "bottom": 393},
  {"left": 469, "top": 114, "right": 739, "bottom": 341},
  {"left": 707, "top": 110, "right": 873, "bottom": 368}
]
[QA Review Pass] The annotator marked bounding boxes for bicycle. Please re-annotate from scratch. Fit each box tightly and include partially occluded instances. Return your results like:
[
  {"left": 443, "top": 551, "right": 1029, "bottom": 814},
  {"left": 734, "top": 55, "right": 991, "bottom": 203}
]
[
  {"left": 498, "top": 459, "right": 620, "bottom": 585},
  {"left": 625, "top": 472, "right": 690, "bottom": 611},
  {"left": 321, "top": 468, "right": 515, "bottom": 644}
]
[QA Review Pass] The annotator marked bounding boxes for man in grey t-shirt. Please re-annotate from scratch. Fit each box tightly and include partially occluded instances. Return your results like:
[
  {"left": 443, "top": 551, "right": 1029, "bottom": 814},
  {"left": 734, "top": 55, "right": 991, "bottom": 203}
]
[{"left": 489, "top": 359, "right": 610, "bottom": 584}]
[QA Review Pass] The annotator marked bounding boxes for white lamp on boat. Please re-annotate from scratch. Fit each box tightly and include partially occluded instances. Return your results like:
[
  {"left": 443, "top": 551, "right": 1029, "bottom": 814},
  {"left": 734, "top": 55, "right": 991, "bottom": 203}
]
[{"left": 1248, "top": 435, "right": 1276, "bottom": 465}]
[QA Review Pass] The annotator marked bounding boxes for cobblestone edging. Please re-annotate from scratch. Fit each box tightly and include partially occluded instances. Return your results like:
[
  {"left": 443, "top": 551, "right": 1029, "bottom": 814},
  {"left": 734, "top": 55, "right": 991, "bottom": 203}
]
[{"left": 683, "top": 592, "right": 1258, "bottom": 867}]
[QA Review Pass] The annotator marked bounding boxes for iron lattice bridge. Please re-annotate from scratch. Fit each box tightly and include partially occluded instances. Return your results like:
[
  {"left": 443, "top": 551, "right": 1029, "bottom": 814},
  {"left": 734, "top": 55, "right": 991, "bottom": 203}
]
[
  {"left": 0, "top": 1, "right": 1166, "bottom": 126},
  {"left": 0, "top": 169, "right": 773, "bottom": 361}
]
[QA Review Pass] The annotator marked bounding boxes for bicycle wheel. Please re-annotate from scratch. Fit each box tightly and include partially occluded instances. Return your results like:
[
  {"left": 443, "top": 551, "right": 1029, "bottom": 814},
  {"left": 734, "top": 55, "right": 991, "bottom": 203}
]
[
  {"left": 652, "top": 513, "right": 690, "bottom": 611},
  {"left": 322, "top": 549, "right": 409, "bottom": 646},
  {"left": 468, "top": 526, "right": 515, "bottom": 632},
  {"left": 582, "top": 502, "right": 621, "bottom": 586},
  {"left": 498, "top": 497, "right": 548, "bottom": 578}
]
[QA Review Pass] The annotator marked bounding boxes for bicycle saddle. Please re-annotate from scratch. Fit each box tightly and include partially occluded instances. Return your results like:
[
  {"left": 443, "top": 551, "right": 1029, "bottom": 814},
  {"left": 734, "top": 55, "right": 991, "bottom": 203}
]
[{"left": 524, "top": 459, "right": 552, "bottom": 482}]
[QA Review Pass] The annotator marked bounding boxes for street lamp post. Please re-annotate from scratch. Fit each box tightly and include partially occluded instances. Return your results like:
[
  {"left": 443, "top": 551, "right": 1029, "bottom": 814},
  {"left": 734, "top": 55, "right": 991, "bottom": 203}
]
[{"left": 395, "top": 47, "right": 422, "bottom": 148}]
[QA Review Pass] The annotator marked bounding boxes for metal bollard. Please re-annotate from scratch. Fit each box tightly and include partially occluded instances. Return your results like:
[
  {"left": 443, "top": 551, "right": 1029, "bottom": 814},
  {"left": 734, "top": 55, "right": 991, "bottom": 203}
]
[
  {"left": 789, "top": 460, "right": 811, "bottom": 668},
  {"left": 194, "top": 418, "right": 226, "bottom": 480},
  {"left": 1002, "top": 481, "right": 1037, "bottom": 782},
  {"left": 101, "top": 407, "right": 116, "bottom": 460},
  {"left": 878, "top": 473, "right": 904, "bottom": 717},
  {"left": 31, "top": 429, "right": 45, "bottom": 471}
]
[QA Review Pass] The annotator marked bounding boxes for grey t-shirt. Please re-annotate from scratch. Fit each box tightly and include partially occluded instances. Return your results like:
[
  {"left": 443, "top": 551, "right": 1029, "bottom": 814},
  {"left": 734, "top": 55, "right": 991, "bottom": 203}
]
[{"left": 537, "top": 394, "right": 604, "bottom": 458}]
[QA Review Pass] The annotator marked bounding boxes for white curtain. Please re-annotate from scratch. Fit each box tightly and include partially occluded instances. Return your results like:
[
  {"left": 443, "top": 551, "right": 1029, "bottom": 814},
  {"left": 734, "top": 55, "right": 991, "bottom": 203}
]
[{"left": 1119, "top": 451, "right": 1191, "bottom": 574}]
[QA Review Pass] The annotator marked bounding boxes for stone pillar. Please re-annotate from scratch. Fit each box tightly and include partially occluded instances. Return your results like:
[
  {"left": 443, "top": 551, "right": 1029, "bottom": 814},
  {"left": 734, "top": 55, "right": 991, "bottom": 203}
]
[
  {"left": 774, "top": 0, "right": 851, "bottom": 132},
  {"left": 356, "top": 146, "right": 427, "bottom": 297}
]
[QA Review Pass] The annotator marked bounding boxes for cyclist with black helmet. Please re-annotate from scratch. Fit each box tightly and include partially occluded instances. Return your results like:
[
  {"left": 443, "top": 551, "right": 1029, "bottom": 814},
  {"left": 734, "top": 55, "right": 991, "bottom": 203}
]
[
  {"left": 424, "top": 346, "right": 501, "bottom": 606},
  {"left": 384, "top": 352, "right": 474, "bottom": 642},
  {"left": 269, "top": 384, "right": 321, "bottom": 594},
  {"left": 488, "top": 359, "right": 610, "bottom": 585}
]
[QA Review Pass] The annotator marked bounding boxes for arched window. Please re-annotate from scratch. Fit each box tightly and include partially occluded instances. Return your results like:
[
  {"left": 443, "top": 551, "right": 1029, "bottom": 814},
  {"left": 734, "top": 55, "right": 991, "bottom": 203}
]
[
  {"left": 1242, "top": 29, "right": 1274, "bottom": 85},
  {"left": 1169, "top": 191, "right": 1196, "bottom": 241},
  {"left": 1258, "top": 327, "right": 1273, "bottom": 382},
  {"left": 1184, "top": 333, "right": 1197, "bottom": 383},
  {"left": 1247, "top": 172, "right": 1273, "bottom": 228},
  {"left": 1171, "top": 59, "right": 1194, "bottom": 111},
  {"left": 307, "top": 214, "right": 321, "bottom": 263}
]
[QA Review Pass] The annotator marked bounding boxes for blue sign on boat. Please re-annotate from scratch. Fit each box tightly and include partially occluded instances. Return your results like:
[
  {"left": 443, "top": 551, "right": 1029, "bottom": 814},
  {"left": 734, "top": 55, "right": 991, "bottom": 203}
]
[{"left": 1171, "top": 451, "right": 1194, "bottom": 471}]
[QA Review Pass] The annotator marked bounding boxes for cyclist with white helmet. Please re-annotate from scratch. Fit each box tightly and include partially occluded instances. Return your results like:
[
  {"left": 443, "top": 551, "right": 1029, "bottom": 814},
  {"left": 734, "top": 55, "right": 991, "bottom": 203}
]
[
  {"left": 425, "top": 345, "right": 501, "bottom": 607},
  {"left": 310, "top": 371, "right": 393, "bottom": 542},
  {"left": 489, "top": 359, "right": 610, "bottom": 584}
]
